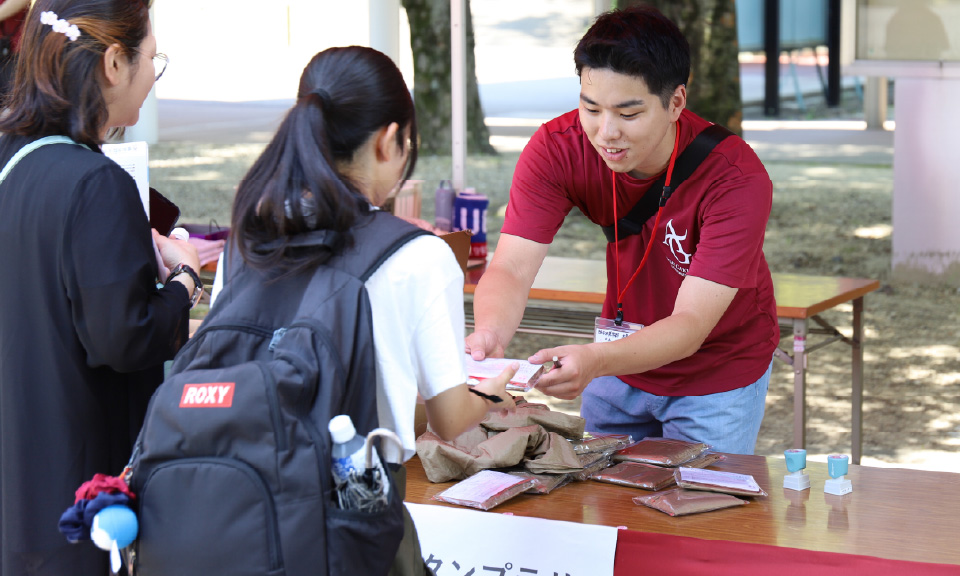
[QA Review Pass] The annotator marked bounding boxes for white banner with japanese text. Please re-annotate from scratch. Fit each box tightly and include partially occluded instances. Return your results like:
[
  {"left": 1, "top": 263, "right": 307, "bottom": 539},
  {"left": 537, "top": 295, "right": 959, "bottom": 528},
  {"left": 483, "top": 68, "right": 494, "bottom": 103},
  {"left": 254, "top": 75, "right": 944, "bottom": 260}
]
[{"left": 407, "top": 502, "right": 617, "bottom": 576}]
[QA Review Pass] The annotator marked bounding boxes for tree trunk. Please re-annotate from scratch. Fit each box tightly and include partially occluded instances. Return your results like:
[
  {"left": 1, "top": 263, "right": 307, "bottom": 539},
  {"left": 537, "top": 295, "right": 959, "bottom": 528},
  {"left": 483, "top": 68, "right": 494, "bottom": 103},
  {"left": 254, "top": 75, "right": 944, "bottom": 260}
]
[
  {"left": 400, "top": 0, "right": 495, "bottom": 155},
  {"left": 615, "top": 0, "right": 742, "bottom": 136}
]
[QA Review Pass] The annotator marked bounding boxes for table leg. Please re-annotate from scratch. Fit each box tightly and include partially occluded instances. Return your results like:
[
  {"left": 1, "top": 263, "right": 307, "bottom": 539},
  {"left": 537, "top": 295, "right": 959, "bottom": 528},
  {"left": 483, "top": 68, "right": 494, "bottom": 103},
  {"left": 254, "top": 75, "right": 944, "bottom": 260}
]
[
  {"left": 792, "top": 318, "right": 808, "bottom": 450},
  {"left": 852, "top": 297, "right": 864, "bottom": 465}
]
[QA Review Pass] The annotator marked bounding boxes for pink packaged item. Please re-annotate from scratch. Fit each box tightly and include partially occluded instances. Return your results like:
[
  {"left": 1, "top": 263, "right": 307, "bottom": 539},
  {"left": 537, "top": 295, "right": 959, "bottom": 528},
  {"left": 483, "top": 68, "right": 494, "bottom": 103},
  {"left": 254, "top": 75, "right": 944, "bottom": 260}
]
[{"left": 433, "top": 470, "right": 536, "bottom": 510}]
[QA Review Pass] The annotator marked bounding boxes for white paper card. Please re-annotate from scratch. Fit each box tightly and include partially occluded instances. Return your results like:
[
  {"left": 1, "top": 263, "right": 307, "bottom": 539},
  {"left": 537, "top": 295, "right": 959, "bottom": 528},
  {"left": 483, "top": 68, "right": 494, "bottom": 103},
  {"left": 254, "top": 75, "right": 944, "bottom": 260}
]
[
  {"left": 102, "top": 141, "right": 149, "bottom": 216},
  {"left": 407, "top": 502, "right": 617, "bottom": 576},
  {"left": 465, "top": 355, "right": 544, "bottom": 391},
  {"left": 678, "top": 467, "right": 761, "bottom": 492}
]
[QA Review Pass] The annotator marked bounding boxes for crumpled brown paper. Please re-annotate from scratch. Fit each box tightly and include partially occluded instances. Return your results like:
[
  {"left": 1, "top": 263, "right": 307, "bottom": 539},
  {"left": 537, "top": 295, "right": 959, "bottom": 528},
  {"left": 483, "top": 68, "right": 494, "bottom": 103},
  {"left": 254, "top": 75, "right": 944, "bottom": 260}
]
[
  {"left": 417, "top": 423, "right": 584, "bottom": 483},
  {"left": 480, "top": 403, "right": 585, "bottom": 439}
]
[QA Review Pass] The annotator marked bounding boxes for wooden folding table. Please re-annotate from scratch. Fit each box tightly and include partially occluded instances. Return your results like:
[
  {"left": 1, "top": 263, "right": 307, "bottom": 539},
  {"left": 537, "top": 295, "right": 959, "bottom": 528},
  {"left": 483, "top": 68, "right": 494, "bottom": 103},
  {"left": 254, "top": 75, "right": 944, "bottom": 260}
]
[{"left": 464, "top": 257, "right": 879, "bottom": 463}]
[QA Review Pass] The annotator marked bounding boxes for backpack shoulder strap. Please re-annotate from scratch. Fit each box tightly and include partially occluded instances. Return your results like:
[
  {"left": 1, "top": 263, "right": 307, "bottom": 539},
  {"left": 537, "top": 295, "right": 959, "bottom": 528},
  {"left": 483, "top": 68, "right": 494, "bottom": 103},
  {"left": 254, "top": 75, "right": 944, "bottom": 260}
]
[
  {"left": 333, "top": 210, "right": 433, "bottom": 282},
  {"left": 216, "top": 211, "right": 430, "bottom": 301},
  {"left": 601, "top": 123, "right": 734, "bottom": 243},
  {"left": 0, "top": 135, "right": 87, "bottom": 186}
]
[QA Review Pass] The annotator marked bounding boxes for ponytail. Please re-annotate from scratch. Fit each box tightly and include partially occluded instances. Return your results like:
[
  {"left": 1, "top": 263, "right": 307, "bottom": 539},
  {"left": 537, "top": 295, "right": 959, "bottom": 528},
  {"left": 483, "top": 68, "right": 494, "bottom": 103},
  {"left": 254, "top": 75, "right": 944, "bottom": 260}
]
[{"left": 231, "top": 46, "right": 417, "bottom": 274}]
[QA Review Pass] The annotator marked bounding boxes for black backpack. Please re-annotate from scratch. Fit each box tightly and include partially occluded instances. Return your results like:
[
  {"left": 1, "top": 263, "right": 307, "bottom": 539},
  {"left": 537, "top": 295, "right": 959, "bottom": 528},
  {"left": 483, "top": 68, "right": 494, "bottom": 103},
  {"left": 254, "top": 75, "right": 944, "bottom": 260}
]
[{"left": 125, "top": 211, "right": 430, "bottom": 576}]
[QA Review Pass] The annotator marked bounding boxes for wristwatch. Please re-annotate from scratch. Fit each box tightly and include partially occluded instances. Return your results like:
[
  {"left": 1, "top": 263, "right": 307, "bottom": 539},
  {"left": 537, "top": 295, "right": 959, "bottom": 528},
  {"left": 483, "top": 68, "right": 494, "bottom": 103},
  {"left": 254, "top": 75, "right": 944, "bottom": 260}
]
[{"left": 165, "top": 262, "right": 204, "bottom": 308}]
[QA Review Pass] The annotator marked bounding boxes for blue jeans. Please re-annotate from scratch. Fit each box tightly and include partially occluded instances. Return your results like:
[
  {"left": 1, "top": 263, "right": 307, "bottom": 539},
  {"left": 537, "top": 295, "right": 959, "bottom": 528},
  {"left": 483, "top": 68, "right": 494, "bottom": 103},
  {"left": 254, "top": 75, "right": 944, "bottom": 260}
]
[{"left": 580, "top": 361, "right": 773, "bottom": 455}]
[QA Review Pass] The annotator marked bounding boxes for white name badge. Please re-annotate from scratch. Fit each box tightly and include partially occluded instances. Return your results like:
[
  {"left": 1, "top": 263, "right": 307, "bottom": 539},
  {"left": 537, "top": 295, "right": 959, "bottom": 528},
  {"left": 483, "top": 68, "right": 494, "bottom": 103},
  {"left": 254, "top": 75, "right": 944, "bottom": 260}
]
[{"left": 594, "top": 317, "right": 644, "bottom": 343}]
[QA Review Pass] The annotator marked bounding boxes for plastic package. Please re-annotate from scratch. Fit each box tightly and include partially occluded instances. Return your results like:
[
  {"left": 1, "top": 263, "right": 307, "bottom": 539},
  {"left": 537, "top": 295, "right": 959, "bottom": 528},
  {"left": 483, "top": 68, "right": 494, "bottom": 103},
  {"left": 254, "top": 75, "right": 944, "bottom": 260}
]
[
  {"left": 570, "top": 453, "right": 612, "bottom": 481},
  {"left": 612, "top": 437, "right": 710, "bottom": 467},
  {"left": 592, "top": 461, "right": 677, "bottom": 491},
  {"left": 683, "top": 452, "right": 726, "bottom": 469},
  {"left": 507, "top": 471, "right": 572, "bottom": 495},
  {"left": 433, "top": 470, "right": 536, "bottom": 510},
  {"left": 673, "top": 467, "right": 768, "bottom": 497},
  {"left": 633, "top": 488, "right": 747, "bottom": 516},
  {"left": 570, "top": 432, "right": 634, "bottom": 455}
]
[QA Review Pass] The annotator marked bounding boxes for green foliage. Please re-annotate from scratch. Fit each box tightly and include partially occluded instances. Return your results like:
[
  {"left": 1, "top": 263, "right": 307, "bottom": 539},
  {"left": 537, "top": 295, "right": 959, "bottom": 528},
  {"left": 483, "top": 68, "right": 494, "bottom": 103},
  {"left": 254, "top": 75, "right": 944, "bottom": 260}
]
[{"left": 614, "top": 0, "right": 743, "bottom": 134}]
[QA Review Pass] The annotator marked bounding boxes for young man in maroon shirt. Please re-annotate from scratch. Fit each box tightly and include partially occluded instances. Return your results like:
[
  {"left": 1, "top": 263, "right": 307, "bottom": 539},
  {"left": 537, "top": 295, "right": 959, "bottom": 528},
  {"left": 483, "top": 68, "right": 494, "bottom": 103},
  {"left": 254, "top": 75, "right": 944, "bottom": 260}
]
[{"left": 466, "top": 5, "right": 778, "bottom": 454}]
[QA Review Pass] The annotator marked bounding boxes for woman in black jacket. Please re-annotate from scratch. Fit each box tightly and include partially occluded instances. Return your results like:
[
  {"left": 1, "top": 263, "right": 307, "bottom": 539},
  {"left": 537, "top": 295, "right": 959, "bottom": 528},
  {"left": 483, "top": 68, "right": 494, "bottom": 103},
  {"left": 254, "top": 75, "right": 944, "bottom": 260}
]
[{"left": 0, "top": 1, "right": 199, "bottom": 573}]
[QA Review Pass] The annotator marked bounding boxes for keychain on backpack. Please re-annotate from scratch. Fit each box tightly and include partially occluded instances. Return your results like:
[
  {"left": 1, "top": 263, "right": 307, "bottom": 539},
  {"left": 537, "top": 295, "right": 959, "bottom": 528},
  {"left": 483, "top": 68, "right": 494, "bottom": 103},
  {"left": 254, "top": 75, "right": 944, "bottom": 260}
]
[{"left": 57, "top": 473, "right": 139, "bottom": 574}]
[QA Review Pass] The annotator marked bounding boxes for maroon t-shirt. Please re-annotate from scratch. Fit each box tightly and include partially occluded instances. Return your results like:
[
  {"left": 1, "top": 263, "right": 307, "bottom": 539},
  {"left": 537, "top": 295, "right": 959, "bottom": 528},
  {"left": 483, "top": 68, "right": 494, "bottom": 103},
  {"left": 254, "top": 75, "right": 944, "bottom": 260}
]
[{"left": 502, "top": 108, "right": 778, "bottom": 396}]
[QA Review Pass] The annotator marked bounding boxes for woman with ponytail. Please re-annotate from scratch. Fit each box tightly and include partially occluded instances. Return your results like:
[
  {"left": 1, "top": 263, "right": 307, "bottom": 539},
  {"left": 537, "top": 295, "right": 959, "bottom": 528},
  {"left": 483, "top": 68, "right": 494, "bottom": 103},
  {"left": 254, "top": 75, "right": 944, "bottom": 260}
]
[
  {"left": 0, "top": 1, "right": 198, "bottom": 573},
  {"left": 217, "top": 46, "right": 517, "bottom": 574}
]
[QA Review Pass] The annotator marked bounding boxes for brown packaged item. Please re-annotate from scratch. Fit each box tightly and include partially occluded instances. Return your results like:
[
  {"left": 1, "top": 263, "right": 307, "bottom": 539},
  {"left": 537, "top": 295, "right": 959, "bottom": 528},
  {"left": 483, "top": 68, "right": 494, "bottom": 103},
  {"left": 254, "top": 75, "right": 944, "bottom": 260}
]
[
  {"left": 569, "top": 432, "right": 633, "bottom": 455},
  {"left": 682, "top": 452, "right": 726, "bottom": 469},
  {"left": 507, "top": 471, "right": 571, "bottom": 495},
  {"left": 633, "top": 488, "right": 747, "bottom": 516},
  {"left": 612, "top": 437, "right": 710, "bottom": 467},
  {"left": 570, "top": 453, "right": 612, "bottom": 481},
  {"left": 592, "top": 461, "right": 677, "bottom": 491}
]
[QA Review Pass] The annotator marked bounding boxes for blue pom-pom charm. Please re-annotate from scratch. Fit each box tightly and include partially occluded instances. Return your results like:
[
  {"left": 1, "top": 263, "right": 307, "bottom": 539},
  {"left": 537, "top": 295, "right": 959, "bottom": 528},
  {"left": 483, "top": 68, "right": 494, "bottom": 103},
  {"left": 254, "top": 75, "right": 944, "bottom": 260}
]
[{"left": 91, "top": 505, "right": 138, "bottom": 551}]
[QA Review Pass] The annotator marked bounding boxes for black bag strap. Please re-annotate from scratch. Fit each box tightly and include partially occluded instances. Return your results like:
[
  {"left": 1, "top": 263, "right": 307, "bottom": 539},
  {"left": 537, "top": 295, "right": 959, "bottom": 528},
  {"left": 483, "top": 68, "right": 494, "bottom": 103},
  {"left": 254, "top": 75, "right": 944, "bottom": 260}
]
[
  {"left": 601, "top": 123, "right": 734, "bottom": 243},
  {"left": 221, "top": 210, "right": 430, "bottom": 283}
]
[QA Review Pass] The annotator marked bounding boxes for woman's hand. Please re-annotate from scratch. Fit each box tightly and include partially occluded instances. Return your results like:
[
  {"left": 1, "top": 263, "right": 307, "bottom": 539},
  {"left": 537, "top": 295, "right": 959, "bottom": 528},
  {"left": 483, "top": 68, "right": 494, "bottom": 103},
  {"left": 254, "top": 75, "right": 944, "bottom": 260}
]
[
  {"left": 424, "top": 362, "right": 519, "bottom": 441},
  {"left": 152, "top": 229, "right": 201, "bottom": 274},
  {"left": 472, "top": 362, "right": 519, "bottom": 413}
]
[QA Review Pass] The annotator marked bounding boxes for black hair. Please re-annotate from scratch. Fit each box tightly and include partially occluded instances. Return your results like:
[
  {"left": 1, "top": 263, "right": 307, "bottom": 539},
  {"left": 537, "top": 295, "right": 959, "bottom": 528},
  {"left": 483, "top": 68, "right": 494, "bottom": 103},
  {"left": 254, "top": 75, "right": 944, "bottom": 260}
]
[
  {"left": 232, "top": 46, "right": 418, "bottom": 274},
  {"left": 574, "top": 5, "right": 690, "bottom": 108}
]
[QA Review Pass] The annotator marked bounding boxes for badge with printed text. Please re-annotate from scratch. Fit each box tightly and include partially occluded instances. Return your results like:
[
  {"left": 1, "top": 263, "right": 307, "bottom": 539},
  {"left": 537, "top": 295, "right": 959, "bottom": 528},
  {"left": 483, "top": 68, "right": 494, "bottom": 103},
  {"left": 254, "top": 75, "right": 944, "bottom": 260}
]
[
  {"left": 594, "top": 317, "right": 644, "bottom": 343},
  {"left": 180, "top": 383, "right": 236, "bottom": 408}
]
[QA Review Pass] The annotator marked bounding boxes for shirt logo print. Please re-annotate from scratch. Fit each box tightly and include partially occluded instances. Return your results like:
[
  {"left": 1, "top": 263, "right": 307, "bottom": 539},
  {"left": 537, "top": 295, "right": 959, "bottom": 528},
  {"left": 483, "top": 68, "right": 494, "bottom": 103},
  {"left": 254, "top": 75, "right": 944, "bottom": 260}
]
[{"left": 663, "top": 219, "right": 692, "bottom": 265}]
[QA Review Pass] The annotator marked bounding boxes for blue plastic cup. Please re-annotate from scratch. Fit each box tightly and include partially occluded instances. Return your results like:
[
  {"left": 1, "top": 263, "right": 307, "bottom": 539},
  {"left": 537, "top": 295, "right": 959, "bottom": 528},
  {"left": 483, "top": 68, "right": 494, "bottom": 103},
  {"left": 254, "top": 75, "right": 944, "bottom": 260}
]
[
  {"left": 784, "top": 448, "right": 807, "bottom": 473},
  {"left": 827, "top": 454, "right": 849, "bottom": 478}
]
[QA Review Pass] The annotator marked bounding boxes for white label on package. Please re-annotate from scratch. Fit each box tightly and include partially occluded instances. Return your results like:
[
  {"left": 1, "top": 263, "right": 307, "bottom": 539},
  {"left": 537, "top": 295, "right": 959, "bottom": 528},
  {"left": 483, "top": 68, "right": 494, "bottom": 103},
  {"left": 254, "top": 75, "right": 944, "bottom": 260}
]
[
  {"left": 594, "top": 317, "right": 644, "bottom": 343},
  {"left": 678, "top": 467, "right": 762, "bottom": 492}
]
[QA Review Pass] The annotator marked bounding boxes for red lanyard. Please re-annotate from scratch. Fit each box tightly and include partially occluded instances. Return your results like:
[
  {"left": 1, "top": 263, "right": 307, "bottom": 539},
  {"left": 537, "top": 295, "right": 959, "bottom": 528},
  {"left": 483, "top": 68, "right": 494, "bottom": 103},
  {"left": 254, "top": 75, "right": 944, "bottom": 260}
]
[{"left": 612, "top": 122, "right": 681, "bottom": 325}]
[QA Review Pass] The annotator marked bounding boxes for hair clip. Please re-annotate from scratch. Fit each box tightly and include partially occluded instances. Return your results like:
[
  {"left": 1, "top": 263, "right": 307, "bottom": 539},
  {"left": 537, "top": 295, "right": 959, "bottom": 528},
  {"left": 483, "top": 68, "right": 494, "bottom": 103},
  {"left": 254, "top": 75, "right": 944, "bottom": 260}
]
[{"left": 40, "top": 11, "right": 81, "bottom": 42}]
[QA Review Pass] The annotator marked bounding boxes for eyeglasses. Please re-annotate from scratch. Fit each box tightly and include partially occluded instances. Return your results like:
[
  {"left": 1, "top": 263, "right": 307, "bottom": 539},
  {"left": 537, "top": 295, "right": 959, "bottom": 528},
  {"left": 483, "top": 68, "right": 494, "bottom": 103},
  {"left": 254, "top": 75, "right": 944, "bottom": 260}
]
[{"left": 152, "top": 53, "right": 169, "bottom": 81}]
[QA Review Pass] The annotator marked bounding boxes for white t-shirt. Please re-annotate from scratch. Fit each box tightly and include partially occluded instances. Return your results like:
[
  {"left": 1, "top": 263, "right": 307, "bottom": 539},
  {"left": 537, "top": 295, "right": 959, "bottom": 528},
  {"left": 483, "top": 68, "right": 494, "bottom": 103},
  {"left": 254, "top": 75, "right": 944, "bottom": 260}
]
[
  {"left": 210, "top": 233, "right": 466, "bottom": 462},
  {"left": 365, "top": 234, "right": 467, "bottom": 461}
]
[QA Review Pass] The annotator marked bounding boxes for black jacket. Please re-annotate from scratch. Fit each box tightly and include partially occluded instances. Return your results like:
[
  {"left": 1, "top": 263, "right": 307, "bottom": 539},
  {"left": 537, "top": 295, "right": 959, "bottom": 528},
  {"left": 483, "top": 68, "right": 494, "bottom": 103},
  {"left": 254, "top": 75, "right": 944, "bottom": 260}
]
[{"left": 0, "top": 135, "right": 190, "bottom": 575}]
